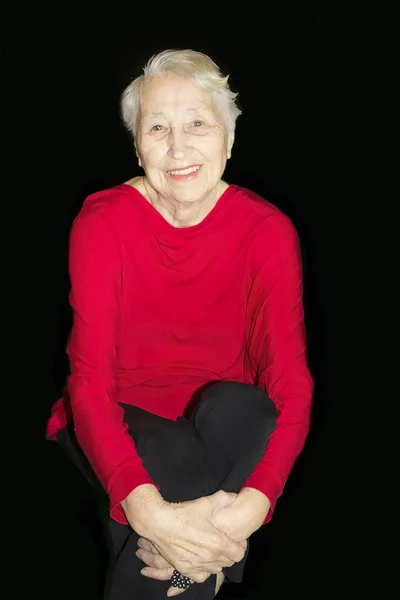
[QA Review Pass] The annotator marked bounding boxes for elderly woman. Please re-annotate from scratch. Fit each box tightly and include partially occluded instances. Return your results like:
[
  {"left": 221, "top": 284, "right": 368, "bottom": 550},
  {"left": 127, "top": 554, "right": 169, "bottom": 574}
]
[{"left": 46, "top": 49, "right": 314, "bottom": 599}]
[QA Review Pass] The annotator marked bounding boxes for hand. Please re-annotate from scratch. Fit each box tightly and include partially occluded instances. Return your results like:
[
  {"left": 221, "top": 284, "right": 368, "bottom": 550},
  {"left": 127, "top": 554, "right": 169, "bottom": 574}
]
[
  {"left": 123, "top": 488, "right": 247, "bottom": 583},
  {"left": 136, "top": 536, "right": 175, "bottom": 581},
  {"left": 214, "top": 488, "right": 271, "bottom": 542},
  {"left": 135, "top": 537, "right": 194, "bottom": 596},
  {"left": 136, "top": 538, "right": 226, "bottom": 597}
]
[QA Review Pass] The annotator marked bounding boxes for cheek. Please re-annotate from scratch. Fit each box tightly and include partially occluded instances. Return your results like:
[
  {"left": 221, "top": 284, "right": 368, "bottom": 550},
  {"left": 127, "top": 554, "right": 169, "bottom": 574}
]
[
  {"left": 197, "top": 134, "right": 227, "bottom": 161},
  {"left": 205, "top": 144, "right": 229, "bottom": 166},
  {"left": 142, "top": 144, "right": 168, "bottom": 167}
]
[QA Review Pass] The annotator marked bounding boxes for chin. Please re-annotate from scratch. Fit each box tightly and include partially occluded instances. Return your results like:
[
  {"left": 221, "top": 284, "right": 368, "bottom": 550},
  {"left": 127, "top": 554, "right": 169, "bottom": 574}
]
[{"left": 168, "top": 186, "right": 205, "bottom": 204}]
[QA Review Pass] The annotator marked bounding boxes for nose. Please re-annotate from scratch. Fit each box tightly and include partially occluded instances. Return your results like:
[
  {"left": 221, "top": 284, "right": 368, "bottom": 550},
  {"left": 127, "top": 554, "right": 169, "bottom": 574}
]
[{"left": 169, "top": 127, "right": 187, "bottom": 160}]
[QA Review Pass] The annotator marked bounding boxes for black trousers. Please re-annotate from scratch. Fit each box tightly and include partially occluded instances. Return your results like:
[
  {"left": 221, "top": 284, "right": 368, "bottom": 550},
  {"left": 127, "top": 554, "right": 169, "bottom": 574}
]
[{"left": 57, "top": 381, "right": 277, "bottom": 600}]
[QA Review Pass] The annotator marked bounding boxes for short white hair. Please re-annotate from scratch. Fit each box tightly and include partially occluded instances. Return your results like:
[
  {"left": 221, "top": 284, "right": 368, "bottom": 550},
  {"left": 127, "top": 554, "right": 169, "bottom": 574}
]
[{"left": 121, "top": 49, "right": 242, "bottom": 139}]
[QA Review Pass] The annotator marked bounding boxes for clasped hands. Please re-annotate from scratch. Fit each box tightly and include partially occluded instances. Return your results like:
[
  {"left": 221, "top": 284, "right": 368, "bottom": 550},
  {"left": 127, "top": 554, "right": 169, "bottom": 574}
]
[{"left": 122, "top": 485, "right": 270, "bottom": 596}]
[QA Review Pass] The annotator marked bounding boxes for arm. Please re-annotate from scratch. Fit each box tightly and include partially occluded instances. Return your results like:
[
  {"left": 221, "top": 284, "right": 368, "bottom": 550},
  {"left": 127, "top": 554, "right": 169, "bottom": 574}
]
[
  {"left": 241, "top": 215, "right": 314, "bottom": 524},
  {"left": 133, "top": 216, "right": 313, "bottom": 559},
  {"left": 67, "top": 208, "right": 245, "bottom": 578},
  {"left": 67, "top": 208, "right": 157, "bottom": 524}
]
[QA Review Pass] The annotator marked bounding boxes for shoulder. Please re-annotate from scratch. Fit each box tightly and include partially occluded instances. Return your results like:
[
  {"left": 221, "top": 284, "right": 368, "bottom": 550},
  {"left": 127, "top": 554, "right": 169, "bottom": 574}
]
[
  {"left": 230, "top": 185, "right": 299, "bottom": 250},
  {"left": 76, "top": 184, "right": 134, "bottom": 224},
  {"left": 68, "top": 184, "right": 138, "bottom": 253},
  {"left": 70, "top": 183, "right": 142, "bottom": 242}
]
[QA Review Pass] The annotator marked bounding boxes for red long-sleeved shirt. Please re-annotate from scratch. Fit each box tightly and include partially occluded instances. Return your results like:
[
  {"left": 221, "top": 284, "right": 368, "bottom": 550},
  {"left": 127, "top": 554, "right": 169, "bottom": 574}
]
[{"left": 46, "top": 183, "right": 314, "bottom": 525}]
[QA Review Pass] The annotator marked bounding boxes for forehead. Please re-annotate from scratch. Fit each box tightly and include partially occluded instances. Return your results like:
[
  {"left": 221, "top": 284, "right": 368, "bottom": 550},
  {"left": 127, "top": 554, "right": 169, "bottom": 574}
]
[{"left": 140, "top": 72, "right": 217, "bottom": 118}]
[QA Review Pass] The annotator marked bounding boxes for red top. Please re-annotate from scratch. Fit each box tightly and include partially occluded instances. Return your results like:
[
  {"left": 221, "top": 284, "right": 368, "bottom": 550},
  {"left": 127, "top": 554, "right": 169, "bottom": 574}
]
[{"left": 46, "top": 184, "right": 314, "bottom": 525}]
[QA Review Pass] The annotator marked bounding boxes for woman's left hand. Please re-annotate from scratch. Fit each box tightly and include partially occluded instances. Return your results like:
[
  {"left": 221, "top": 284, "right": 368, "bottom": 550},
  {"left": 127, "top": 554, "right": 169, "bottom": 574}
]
[{"left": 213, "top": 488, "right": 271, "bottom": 542}]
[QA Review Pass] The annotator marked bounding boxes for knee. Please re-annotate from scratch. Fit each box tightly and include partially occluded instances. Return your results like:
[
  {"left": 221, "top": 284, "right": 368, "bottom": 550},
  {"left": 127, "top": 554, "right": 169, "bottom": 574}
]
[{"left": 192, "top": 381, "right": 278, "bottom": 427}]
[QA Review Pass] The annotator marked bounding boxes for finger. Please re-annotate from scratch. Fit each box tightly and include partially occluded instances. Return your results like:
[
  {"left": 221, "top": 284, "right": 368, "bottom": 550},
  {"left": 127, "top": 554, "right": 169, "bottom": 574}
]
[
  {"left": 167, "top": 585, "right": 187, "bottom": 597},
  {"left": 220, "top": 539, "right": 247, "bottom": 561},
  {"left": 221, "top": 537, "right": 247, "bottom": 563},
  {"left": 197, "top": 563, "right": 223, "bottom": 575},
  {"left": 140, "top": 566, "right": 174, "bottom": 581},
  {"left": 216, "top": 559, "right": 234, "bottom": 569},
  {"left": 192, "top": 552, "right": 234, "bottom": 570},
  {"left": 177, "top": 549, "right": 230, "bottom": 571},
  {"left": 136, "top": 549, "right": 171, "bottom": 569},
  {"left": 137, "top": 537, "right": 157, "bottom": 552},
  {"left": 179, "top": 541, "right": 236, "bottom": 570},
  {"left": 175, "top": 551, "right": 225, "bottom": 572},
  {"left": 189, "top": 571, "right": 211, "bottom": 584},
  {"left": 209, "top": 490, "right": 238, "bottom": 510}
]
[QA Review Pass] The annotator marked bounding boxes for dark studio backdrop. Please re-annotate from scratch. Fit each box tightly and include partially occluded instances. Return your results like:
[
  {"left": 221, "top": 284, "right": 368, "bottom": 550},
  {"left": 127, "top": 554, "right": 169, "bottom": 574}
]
[{"left": 7, "top": 3, "right": 395, "bottom": 599}]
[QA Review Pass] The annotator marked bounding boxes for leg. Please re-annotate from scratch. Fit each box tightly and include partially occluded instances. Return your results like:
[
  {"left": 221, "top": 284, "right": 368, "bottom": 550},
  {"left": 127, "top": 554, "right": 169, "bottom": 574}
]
[
  {"left": 123, "top": 404, "right": 232, "bottom": 503},
  {"left": 122, "top": 380, "right": 277, "bottom": 503},
  {"left": 188, "top": 381, "right": 277, "bottom": 584},
  {"left": 108, "top": 404, "right": 233, "bottom": 600},
  {"left": 57, "top": 381, "right": 276, "bottom": 599},
  {"left": 190, "top": 381, "right": 277, "bottom": 493},
  {"left": 57, "top": 415, "right": 220, "bottom": 599},
  {"left": 110, "top": 381, "right": 276, "bottom": 598}
]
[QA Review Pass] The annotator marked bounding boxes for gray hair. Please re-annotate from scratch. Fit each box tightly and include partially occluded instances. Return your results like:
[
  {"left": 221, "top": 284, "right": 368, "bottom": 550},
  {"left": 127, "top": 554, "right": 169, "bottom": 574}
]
[{"left": 121, "top": 49, "right": 242, "bottom": 139}]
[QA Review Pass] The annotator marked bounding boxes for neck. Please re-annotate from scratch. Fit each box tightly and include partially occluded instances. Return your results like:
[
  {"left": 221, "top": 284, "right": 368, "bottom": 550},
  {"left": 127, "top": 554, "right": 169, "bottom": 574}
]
[{"left": 142, "top": 177, "right": 228, "bottom": 228}]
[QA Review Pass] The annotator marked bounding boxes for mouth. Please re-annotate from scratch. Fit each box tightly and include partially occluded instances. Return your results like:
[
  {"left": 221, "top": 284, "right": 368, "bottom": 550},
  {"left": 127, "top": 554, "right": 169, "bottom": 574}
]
[{"left": 166, "top": 164, "right": 202, "bottom": 179}]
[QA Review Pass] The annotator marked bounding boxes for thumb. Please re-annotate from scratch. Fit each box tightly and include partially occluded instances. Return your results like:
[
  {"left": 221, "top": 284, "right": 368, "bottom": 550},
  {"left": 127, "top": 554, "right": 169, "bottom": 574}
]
[{"left": 209, "top": 490, "right": 238, "bottom": 510}]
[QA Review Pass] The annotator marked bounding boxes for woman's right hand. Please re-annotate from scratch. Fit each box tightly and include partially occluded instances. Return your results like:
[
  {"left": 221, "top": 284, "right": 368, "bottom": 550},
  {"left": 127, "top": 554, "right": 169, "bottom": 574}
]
[{"left": 122, "top": 486, "right": 247, "bottom": 583}]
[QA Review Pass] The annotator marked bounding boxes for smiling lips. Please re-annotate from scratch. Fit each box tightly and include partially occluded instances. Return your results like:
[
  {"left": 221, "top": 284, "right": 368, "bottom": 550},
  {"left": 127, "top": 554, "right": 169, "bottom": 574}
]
[{"left": 167, "top": 164, "right": 202, "bottom": 180}]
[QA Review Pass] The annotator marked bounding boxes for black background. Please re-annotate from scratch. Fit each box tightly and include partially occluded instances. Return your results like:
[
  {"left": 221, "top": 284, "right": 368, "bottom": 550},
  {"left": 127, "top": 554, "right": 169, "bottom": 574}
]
[{"left": 7, "top": 3, "right": 394, "bottom": 599}]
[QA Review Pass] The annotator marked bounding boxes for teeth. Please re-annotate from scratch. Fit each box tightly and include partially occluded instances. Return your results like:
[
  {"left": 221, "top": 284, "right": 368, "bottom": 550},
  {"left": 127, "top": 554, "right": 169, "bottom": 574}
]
[{"left": 168, "top": 166, "right": 200, "bottom": 175}]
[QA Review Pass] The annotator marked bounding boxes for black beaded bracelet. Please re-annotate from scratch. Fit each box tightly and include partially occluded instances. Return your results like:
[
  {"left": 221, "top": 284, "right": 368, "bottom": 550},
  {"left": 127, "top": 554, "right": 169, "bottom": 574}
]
[{"left": 170, "top": 570, "right": 192, "bottom": 589}]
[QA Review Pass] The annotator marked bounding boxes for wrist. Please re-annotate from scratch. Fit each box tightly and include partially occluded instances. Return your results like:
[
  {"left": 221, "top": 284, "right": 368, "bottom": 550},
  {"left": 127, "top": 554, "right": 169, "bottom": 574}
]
[
  {"left": 239, "top": 488, "right": 271, "bottom": 522},
  {"left": 121, "top": 484, "right": 165, "bottom": 536}
]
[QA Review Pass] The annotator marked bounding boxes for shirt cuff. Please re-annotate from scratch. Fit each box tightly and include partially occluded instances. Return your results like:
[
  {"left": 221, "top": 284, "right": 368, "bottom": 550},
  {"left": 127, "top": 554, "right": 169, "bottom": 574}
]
[{"left": 46, "top": 398, "right": 68, "bottom": 440}]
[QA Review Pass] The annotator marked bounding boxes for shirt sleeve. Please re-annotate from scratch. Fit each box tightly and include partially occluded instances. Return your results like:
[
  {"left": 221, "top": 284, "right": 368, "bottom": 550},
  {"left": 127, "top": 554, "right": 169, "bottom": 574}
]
[
  {"left": 242, "top": 216, "right": 314, "bottom": 523},
  {"left": 67, "top": 208, "right": 157, "bottom": 524}
]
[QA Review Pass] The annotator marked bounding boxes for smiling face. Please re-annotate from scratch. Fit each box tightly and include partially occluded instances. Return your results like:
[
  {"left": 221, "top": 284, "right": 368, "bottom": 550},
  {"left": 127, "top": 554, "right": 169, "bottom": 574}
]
[{"left": 135, "top": 72, "right": 234, "bottom": 205}]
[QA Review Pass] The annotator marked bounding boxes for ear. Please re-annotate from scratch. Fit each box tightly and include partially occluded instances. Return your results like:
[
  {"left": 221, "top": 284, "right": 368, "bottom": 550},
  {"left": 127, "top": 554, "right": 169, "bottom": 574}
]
[
  {"left": 226, "top": 131, "right": 235, "bottom": 159},
  {"left": 134, "top": 141, "right": 142, "bottom": 167}
]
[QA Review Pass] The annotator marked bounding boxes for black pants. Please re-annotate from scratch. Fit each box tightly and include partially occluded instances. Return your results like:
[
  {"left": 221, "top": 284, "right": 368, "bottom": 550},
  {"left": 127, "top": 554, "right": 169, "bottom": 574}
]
[{"left": 57, "top": 381, "right": 277, "bottom": 600}]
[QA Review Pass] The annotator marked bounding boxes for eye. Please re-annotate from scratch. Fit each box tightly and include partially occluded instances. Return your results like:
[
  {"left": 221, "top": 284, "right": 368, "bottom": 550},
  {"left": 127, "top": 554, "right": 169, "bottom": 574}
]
[
  {"left": 192, "top": 120, "right": 205, "bottom": 127},
  {"left": 150, "top": 124, "right": 163, "bottom": 132}
]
